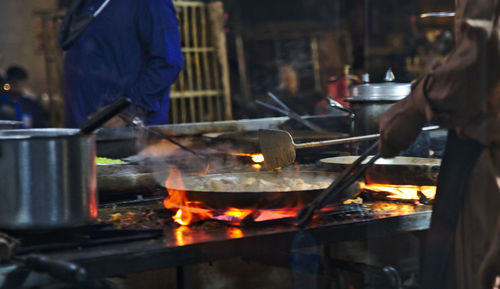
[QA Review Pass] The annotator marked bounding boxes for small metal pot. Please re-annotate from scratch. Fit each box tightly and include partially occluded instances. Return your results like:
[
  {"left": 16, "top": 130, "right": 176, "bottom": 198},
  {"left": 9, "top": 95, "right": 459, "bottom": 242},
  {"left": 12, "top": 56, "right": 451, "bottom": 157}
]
[
  {"left": 0, "top": 129, "right": 97, "bottom": 230},
  {"left": 346, "top": 73, "right": 411, "bottom": 136}
]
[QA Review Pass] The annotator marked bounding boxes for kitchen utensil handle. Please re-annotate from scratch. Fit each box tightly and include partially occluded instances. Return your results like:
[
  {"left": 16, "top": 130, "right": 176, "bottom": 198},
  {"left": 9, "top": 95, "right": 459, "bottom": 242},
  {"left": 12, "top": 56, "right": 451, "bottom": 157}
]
[
  {"left": 267, "top": 92, "right": 328, "bottom": 133},
  {"left": 25, "top": 255, "right": 87, "bottom": 283},
  {"left": 294, "top": 125, "right": 440, "bottom": 149},
  {"left": 255, "top": 100, "right": 289, "bottom": 115},
  {"left": 267, "top": 92, "right": 290, "bottom": 111},
  {"left": 79, "top": 97, "right": 132, "bottom": 134},
  {"left": 120, "top": 112, "right": 207, "bottom": 160},
  {"left": 295, "top": 133, "right": 380, "bottom": 149},
  {"left": 296, "top": 142, "right": 380, "bottom": 228}
]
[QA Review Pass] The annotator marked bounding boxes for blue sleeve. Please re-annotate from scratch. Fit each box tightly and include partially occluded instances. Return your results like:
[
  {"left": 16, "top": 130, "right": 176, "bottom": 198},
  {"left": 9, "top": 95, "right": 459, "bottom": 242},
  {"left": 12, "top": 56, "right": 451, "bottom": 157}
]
[{"left": 129, "top": 0, "right": 183, "bottom": 113}]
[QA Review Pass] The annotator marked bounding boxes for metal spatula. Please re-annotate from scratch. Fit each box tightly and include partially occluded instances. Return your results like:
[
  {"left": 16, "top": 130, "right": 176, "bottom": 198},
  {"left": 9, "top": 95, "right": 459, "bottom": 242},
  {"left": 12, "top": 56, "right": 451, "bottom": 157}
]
[{"left": 259, "top": 126, "right": 439, "bottom": 170}]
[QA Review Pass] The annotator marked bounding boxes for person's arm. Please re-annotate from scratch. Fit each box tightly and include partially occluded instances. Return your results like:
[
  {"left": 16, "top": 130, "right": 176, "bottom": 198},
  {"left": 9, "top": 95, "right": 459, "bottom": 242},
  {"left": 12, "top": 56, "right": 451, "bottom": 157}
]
[
  {"left": 378, "top": 17, "right": 497, "bottom": 157},
  {"left": 127, "top": 0, "right": 183, "bottom": 114}
]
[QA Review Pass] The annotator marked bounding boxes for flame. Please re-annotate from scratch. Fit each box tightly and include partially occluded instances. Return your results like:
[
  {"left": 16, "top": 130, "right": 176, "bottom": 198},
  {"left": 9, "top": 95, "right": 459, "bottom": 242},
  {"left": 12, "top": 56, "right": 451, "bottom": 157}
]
[
  {"left": 360, "top": 183, "right": 436, "bottom": 200},
  {"left": 232, "top": 153, "right": 265, "bottom": 163},
  {"left": 227, "top": 227, "right": 244, "bottom": 239},
  {"left": 173, "top": 209, "right": 190, "bottom": 226},
  {"left": 251, "top": 164, "right": 262, "bottom": 171},
  {"left": 251, "top": 154, "right": 264, "bottom": 163},
  {"left": 224, "top": 208, "right": 253, "bottom": 219},
  {"left": 163, "top": 168, "right": 213, "bottom": 225}
]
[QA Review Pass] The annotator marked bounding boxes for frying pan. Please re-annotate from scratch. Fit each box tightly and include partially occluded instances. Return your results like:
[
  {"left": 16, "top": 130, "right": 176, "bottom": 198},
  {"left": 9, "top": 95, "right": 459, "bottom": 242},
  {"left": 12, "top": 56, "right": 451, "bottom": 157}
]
[
  {"left": 320, "top": 156, "right": 441, "bottom": 185},
  {"left": 164, "top": 171, "right": 360, "bottom": 209}
]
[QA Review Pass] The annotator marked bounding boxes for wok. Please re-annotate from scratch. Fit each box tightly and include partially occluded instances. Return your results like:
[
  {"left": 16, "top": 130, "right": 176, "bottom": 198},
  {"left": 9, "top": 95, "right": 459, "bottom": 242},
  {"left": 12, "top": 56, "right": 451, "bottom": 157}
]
[
  {"left": 164, "top": 171, "right": 360, "bottom": 209},
  {"left": 97, "top": 163, "right": 159, "bottom": 197},
  {"left": 320, "top": 156, "right": 441, "bottom": 186}
]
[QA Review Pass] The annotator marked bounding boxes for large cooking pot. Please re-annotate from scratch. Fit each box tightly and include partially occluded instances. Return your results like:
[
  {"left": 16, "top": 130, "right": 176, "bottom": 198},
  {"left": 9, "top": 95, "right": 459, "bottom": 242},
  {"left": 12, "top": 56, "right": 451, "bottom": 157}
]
[
  {"left": 0, "top": 129, "right": 97, "bottom": 229},
  {"left": 0, "top": 98, "right": 131, "bottom": 230},
  {"left": 346, "top": 70, "right": 411, "bottom": 136}
]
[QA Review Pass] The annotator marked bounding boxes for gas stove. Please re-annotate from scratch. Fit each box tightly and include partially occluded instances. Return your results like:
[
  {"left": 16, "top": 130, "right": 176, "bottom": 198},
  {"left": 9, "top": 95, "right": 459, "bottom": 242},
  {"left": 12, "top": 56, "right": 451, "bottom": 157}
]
[{"left": 0, "top": 197, "right": 431, "bottom": 288}]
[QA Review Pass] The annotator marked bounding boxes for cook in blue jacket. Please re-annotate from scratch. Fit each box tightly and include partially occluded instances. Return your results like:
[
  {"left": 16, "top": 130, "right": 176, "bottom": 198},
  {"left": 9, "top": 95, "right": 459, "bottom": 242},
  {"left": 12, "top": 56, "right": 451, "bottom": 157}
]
[{"left": 62, "top": 0, "right": 183, "bottom": 127}]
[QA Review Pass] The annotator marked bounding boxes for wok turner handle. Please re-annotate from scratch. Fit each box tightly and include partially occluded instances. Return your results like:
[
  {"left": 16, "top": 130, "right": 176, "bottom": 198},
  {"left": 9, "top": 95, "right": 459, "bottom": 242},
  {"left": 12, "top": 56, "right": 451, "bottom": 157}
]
[
  {"left": 79, "top": 97, "right": 132, "bottom": 134},
  {"left": 294, "top": 125, "right": 440, "bottom": 150}
]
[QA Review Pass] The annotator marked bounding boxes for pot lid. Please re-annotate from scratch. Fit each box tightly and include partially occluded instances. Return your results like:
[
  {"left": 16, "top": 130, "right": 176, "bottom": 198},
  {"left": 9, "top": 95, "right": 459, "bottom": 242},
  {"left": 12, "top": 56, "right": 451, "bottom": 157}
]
[{"left": 347, "top": 69, "right": 411, "bottom": 102}]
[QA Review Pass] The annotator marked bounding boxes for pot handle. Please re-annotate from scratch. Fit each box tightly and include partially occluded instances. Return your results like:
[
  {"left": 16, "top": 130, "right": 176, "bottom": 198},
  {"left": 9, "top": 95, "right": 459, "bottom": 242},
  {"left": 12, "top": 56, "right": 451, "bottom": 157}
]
[
  {"left": 79, "top": 97, "right": 132, "bottom": 135},
  {"left": 25, "top": 254, "right": 87, "bottom": 283}
]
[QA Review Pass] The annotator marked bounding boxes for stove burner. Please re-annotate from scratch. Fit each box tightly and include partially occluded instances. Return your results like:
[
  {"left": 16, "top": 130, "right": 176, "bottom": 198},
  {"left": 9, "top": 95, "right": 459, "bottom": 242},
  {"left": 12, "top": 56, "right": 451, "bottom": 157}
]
[{"left": 209, "top": 203, "right": 365, "bottom": 226}]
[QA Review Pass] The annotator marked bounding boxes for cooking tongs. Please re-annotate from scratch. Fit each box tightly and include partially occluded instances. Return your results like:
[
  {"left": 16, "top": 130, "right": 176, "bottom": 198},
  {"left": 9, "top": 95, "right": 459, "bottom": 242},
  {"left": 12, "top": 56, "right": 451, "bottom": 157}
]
[
  {"left": 296, "top": 141, "right": 380, "bottom": 228},
  {"left": 256, "top": 92, "right": 328, "bottom": 133}
]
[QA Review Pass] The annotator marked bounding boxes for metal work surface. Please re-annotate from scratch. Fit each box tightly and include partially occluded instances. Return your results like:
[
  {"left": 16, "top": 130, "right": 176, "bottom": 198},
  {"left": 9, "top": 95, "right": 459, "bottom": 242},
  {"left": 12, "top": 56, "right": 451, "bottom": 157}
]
[{"left": 16, "top": 202, "right": 431, "bottom": 280}]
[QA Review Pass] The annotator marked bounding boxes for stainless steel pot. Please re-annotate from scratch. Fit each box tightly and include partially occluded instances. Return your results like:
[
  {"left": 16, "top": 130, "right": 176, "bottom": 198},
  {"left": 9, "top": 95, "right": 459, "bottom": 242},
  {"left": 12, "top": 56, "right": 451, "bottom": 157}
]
[
  {"left": 0, "top": 97, "right": 131, "bottom": 230},
  {"left": 0, "top": 129, "right": 97, "bottom": 229},
  {"left": 346, "top": 71, "right": 411, "bottom": 136}
]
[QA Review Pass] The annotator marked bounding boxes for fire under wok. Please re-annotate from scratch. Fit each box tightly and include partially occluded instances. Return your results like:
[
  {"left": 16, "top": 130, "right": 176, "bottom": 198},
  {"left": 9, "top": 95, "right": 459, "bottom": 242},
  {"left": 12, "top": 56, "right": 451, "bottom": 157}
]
[{"left": 164, "top": 171, "right": 360, "bottom": 209}]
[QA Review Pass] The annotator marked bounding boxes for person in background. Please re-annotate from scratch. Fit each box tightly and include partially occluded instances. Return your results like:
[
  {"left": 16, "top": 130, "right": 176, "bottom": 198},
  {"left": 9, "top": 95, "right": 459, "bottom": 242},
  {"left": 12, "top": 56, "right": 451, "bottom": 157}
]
[
  {"left": 61, "top": 0, "right": 183, "bottom": 128},
  {"left": 377, "top": 0, "right": 499, "bottom": 288},
  {"left": 0, "top": 66, "right": 46, "bottom": 128}
]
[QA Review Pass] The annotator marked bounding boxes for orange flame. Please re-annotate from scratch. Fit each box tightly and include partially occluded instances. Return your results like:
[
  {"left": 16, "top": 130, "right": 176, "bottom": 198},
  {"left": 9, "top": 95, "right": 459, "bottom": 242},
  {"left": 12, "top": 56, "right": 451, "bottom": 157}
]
[
  {"left": 251, "top": 164, "right": 262, "bottom": 171},
  {"left": 360, "top": 183, "right": 436, "bottom": 200},
  {"left": 163, "top": 168, "right": 212, "bottom": 225},
  {"left": 232, "top": 153, "right": 265, "bottom": 163},
  {"left": 224, "top": 208, "right": 253, "bottom": 219},
  {"left": 251, "top": 154, "right": 264, "bottom": 163},
  {"left": 227, "top": 227, "right": 244, "bottom": 239}
]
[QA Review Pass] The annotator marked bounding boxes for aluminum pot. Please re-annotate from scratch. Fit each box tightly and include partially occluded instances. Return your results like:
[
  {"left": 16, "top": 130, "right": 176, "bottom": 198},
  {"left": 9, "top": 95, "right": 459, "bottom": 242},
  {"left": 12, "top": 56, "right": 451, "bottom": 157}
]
[
  {"left": 346, "top": 80, "right": 411, "bottom": 136},
  {"left": 0, "top": 129, "right": 97, "bottom": 230},
  {"left": 0, "top": 97, "right": 132, "bottom": 230}
]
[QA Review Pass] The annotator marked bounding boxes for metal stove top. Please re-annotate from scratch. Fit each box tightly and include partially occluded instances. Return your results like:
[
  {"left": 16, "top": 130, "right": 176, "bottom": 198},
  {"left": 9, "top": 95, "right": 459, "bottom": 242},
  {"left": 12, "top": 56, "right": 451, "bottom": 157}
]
[{"left": 0, "top": 195, "right": 432, "bottom": 288}]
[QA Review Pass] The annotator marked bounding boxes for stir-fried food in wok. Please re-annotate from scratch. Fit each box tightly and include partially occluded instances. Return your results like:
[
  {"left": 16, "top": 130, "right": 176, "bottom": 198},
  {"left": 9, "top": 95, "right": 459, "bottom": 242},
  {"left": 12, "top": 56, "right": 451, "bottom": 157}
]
[{"left": 189, "top": 174, "right": 333, "bottom": 192}]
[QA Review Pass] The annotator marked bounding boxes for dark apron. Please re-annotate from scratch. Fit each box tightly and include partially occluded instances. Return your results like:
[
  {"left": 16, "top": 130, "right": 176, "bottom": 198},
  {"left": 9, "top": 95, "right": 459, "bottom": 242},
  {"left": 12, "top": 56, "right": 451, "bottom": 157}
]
[{"left": 419, "top": 130, "right": 484, "bottom": 289}]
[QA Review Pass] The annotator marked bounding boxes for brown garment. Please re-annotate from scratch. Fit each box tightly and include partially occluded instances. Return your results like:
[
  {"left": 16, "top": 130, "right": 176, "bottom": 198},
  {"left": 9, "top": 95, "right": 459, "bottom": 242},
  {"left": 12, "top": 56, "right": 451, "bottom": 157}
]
[
  {"left": 456, "top": 150, "right": 500, "bottom": 289},
  {"left": 414, "top": 1, "right": 500, "bottom": 287},
  {"left": 378, "top": 0, "right": 500, "bottom": 288}
]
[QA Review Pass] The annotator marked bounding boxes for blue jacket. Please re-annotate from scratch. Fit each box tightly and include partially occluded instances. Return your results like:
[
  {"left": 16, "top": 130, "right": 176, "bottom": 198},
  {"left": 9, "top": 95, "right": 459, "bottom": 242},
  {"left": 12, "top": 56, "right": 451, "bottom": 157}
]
[{"left": 63, "top": 0, "right": 183, "bottom": 127}]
